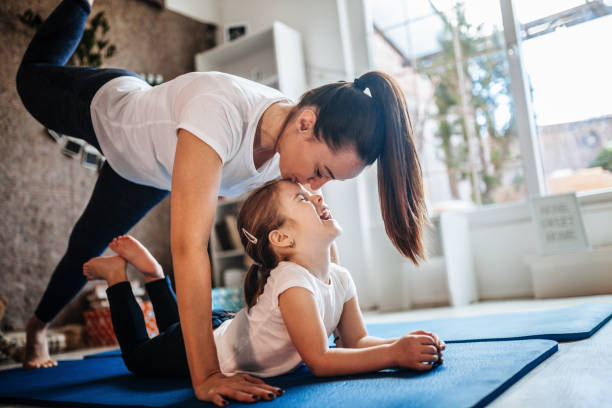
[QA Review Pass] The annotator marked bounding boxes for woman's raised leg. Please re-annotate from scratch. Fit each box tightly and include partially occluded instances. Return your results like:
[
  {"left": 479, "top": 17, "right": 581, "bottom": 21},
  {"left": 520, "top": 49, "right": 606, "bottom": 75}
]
[
  {"left": 16, "top": 0, "right": 153, "bottom": 369},
  {"left": 16, "top": 0, "right": 140, "bottom": 150}
]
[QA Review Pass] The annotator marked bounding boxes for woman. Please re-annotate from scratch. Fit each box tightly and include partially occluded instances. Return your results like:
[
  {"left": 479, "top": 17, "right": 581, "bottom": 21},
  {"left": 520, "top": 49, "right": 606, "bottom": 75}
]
[{"left": 16, "top": 0, "right": 427, "bottom": 406}]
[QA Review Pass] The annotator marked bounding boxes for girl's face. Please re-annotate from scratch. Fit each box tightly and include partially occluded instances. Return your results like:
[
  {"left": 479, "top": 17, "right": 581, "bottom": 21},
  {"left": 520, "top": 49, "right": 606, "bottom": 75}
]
[
  {"left": 276, "top": 181, "right": 342, "bottom": 246},
  {"left": 277, "top": 109, "right": 365, "bottom": 190}
]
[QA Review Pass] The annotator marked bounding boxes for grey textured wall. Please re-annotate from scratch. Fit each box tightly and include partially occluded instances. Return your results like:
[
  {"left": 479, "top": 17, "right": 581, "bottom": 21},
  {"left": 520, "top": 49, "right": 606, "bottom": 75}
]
[{"left": 0, "top": 0, "right": 215, "bottom": 330}]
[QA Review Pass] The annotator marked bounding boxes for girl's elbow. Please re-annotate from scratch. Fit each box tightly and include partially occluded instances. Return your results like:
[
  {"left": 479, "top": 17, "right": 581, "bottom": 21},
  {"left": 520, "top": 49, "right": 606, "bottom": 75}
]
[
  {"left": 308, "top": 363, "right": 324, "bottom": 377},
  {"left": 304, "top": 358, "right": 325, "bottom": 377}
]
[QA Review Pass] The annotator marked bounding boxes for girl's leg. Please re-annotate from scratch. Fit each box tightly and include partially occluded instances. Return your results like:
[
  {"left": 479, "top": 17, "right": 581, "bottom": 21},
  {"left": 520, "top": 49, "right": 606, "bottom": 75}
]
[
  {"left": 84, "top": 255, "right": 189, "bottom": 377},
  {"left": 107, "top": 235, "right": 179, "bottom": 331},
  {"left": 83, "top": 255, "right": 154, "bottom": 359},
  {"left": 125, "top": 322, "right": 190, "bottom": 377},
  {"left": 145, "top": 276, "right": 180, "bottom": 333},
  {"left": 16, "top": 0, "right": 141, "bottom": 150},
  {"left": 107, "top": 282, "right": 152, "bottom": 358},
  {"left": 25, "top": 163, "right": 168, "bottom": 368}
]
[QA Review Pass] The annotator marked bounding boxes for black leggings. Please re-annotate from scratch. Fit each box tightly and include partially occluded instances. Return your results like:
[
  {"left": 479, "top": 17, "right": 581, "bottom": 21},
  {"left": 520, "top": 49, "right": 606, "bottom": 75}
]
[
  {"left": 107, "top": 276, "right": 234, "bottom": 377},
  {"left": 16, "top": 0, "right": 170, "bottom": 323}
]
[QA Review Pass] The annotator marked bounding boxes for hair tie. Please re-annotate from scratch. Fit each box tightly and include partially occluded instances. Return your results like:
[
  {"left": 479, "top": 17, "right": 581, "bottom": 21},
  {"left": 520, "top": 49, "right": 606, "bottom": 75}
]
[
  {"left": 353, "top": 77, "right": 363, "bottom": 90},
  {"left": 354, "top": 77, "right": 371, "bottom": 98},
  {"left": 242, "top": 228, "right": 258, "bottom": 244}
]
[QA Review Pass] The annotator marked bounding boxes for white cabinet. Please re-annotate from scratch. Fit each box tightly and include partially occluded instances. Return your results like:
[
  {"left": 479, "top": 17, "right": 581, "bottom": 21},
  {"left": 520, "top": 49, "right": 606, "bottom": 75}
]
[
  {"left": 195, "top": 21, "right": 307, "bottom": 101},
  {"left": 195, "top": 22, "right": 307, "bottom": 286}
]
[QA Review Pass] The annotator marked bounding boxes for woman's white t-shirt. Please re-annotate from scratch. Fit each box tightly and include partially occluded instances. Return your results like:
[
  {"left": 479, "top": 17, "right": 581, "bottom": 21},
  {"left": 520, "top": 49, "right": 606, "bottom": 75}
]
[
  {"left": 213, "top": 261, "right": 357, "bottom": 378},
  {"left": 89, "top": 71, "right": 290, "bottom": 196}
]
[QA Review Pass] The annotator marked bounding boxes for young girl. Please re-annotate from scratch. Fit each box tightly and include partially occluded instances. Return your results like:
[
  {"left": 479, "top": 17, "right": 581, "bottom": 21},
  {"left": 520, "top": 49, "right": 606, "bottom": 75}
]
[
  {"left": 83, "top": 180, "right": 444, "bottom": 407},
  {"left": 19, "top": 0, "right": 427, "bottom": 403}
]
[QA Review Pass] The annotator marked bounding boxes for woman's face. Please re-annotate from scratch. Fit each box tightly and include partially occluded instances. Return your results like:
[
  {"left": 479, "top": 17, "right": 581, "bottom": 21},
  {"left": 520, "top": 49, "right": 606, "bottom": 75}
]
[
  {"left": 277, "top": 109, "right": 365, "bottom": 190},
  {"left": 276, "top": 181, "right": 341, "bottom": 245}
]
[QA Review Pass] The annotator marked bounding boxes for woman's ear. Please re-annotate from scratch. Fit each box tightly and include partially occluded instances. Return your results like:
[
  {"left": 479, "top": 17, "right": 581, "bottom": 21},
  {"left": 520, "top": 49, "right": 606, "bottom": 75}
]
[
  {"left": 268, "top": 229, "right": 294, "bottom": 249},
  {"left": 296, "top": 108, "right": 317, "bottom": 136}
]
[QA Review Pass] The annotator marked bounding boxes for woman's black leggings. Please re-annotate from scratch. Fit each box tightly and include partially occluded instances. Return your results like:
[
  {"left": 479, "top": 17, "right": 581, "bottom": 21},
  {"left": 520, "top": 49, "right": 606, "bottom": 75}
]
[
  {"left": 107, "top": 276, "right": 235, "bottom": 377},
  {"left": 16, "top": 0, "right": 169, "bottom": 323}
]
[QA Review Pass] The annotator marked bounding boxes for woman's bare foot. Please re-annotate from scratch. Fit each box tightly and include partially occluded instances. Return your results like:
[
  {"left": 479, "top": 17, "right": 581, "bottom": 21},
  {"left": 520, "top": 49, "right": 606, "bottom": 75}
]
[
  {"left": 109, "top": 235, "right": 163, "bottom": 283},
  {"left": 23, "top": 316, "right": 57, "bottom": 369},
  {"left": 83, "top": 256, "right": 128, "bottom": 287}
]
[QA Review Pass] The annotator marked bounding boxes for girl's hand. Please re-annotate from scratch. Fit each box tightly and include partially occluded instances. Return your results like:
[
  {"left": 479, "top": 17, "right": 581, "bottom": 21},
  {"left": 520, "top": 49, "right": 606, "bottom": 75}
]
[
  {"left": 194, "top": 372, "right": 283, "bottom": 406},
  {"left": 390, "top": 332, "right": 444, "bottom": 371},
  {"left": 411, "top": 329, "right": 446, "bottom": 351}
]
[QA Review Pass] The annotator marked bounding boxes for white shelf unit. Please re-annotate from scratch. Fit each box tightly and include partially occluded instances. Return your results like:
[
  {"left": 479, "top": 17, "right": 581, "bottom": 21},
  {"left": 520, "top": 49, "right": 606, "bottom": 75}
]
[
  {"left": 194, "top": 21, "right": 307, "bottom": 102},
  {"left": 208, "top": 196, "right": 248, "bottom": 288},
  {"left": 195, "top": 22, "right": 307, "bottom": 287}
]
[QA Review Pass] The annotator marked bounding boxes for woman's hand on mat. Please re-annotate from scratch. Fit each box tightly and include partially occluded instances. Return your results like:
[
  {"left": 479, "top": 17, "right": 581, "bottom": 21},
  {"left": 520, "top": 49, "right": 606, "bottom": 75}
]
[
  {"left": 391, "top": 332, "right": 444, "bottom": 370},
  {"left": 195, "top": 372, "right": 284, "bottom": 406}
]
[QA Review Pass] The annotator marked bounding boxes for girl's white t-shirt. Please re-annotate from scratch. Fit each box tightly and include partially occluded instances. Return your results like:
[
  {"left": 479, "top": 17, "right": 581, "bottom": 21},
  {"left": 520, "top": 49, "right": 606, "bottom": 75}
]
[
  {"left": 89, "top": 71, "right": 290, "bottom": 196},
  {"left": 213, "top": 261, "right": 357, "bottom": 378}
]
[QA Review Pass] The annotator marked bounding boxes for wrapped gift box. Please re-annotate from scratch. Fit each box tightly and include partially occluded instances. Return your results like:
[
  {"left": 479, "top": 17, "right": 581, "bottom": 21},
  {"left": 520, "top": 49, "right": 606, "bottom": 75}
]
[{"left": 83, "top": 300, "right": 159, "bottom": 347}]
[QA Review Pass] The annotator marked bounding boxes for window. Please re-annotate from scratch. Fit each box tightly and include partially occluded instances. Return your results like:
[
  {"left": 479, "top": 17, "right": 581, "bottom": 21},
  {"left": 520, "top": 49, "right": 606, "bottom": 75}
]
[
  {"left": 368, "top": 0, "right": 612, "bottom": 212},
  {"left": 370, "top": 0, "right": 523, "bottom": 211},
  {"left": 513, "top": 0, "right": 612, "bottom": 194}
]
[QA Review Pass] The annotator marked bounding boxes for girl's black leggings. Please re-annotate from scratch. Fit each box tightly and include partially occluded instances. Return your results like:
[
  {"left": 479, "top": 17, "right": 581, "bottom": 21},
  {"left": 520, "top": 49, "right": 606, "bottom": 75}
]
[{"left": 107, "top": 276, "right": 234, "bottom": 377}]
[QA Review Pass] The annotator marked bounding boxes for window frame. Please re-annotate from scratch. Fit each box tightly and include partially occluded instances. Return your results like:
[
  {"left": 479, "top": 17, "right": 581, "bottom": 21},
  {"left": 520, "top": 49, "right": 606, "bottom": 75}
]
[{"left": 500, "top": 0, "right": 548, "bottom": 198}]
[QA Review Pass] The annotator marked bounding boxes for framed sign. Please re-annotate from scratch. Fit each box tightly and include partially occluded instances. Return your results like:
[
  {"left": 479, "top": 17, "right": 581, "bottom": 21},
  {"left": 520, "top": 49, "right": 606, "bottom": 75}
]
[
  {"left": 224, "top": 22, "right": 250, "bottom": 43},
  {"left": 529, "top": 193, "right": 590, "bottom": 255}
]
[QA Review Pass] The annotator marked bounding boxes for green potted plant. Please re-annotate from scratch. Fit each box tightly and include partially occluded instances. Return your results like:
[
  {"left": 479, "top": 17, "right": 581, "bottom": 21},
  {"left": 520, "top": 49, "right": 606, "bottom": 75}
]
[{"left": 18, "top": 8, "right": 116, "bottom": 67}]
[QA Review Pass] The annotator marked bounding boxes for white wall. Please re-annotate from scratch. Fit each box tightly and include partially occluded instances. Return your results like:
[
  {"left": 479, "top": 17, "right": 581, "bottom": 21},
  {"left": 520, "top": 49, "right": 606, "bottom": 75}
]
[
  {"left": 218, "top": 0, "right": 348, "bottom": 86},
  {"left": 165, "top": 0, "right": 220, "bottom": 24}
]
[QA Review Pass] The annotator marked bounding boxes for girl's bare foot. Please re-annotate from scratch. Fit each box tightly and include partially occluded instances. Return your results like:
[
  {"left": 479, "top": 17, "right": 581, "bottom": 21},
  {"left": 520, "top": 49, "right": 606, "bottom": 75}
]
[
  {"left": 83, "top": 256, "right": 127, "bottom": 287},
  {"left": 23, "top": 315, "right": 57, "bottom": 369},
  {"left": 109, "top": 235, "right": 163, "bottom": 283}
]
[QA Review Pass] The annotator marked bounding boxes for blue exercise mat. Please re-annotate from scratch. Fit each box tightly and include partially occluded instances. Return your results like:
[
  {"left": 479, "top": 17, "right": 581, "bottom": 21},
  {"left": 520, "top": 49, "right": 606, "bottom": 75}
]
[
  {"left": 84, "top": 302, "right": 612, "bottom": 359},
  {"left": 365, "top": 302, "right": 612, "bottom": 343},
  {"left": 0, "top": 339, "right": 557, "bottom": 408}
]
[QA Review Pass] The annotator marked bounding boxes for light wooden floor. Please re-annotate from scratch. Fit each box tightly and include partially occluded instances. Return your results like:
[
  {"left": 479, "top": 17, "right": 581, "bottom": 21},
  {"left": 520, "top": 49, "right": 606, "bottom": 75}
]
[{"left": 2, "top": 294, "right": 611, "bottom": 407}]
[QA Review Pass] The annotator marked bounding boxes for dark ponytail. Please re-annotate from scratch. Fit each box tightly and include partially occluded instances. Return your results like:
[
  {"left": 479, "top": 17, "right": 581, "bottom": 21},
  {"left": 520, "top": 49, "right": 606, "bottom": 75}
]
[
  {"left": 237, "top": 180, "right": 287, "bottom": 309},
  {"left": 243, "top": 263, "right": 270, "bottom": 310},
  {"left": 360, "top": 71, "right": 427, "bottom": 264},
  {"left": 296, "top": 70, "right": 426, "bottom": 264}
]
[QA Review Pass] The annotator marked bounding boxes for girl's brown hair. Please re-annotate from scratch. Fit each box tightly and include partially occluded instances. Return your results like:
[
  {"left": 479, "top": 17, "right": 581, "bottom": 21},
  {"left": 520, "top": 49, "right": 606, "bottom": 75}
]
[
  {"left": 295, "top": 70, "right": 427, "bottom": 264},
  {"left": 237, "top": 180, "right": 289, "bottom": 309}
]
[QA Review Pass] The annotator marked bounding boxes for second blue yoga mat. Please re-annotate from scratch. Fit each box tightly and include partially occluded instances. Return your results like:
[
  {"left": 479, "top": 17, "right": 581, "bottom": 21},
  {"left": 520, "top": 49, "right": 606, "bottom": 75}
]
[
  {"left": 0, "top": 339, "right": 557, "bottom": 408},
  {"left": 365, "top": 302, "right": 612, "bottom": 343}
]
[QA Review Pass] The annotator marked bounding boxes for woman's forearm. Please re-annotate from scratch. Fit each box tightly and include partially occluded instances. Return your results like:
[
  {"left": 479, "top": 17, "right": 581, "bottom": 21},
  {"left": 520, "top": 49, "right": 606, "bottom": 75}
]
[
  {"left": 173, "top": 249, "right": 220, "bottom": 387},
  {"left": 311, "top": 343, "right": 395, "bottom": 377}
]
